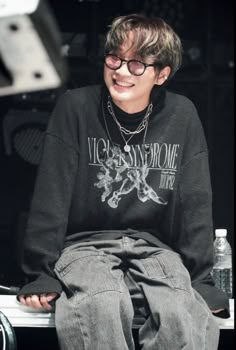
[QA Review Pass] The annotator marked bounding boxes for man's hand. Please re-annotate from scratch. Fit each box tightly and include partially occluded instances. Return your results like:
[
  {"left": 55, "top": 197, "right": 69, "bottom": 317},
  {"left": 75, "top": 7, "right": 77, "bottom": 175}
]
[
  {"left": 19, "top": 293, "right": 58, "bottom": 311},
  {"left": 211, "top": 309, "right": 224, "bottom": 314}
]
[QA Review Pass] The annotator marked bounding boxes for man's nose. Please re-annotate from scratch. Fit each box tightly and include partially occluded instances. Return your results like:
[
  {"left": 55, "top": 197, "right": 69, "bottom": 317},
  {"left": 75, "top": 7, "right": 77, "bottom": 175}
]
[{"left": 115, "top": 61, "right": 131, "bottom": 75}]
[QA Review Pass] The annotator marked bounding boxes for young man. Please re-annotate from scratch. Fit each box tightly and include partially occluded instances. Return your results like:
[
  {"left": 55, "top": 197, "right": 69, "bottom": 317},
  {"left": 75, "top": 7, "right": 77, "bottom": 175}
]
[{"left": 18, "top": 14, "right": 229, "bottom": 349}]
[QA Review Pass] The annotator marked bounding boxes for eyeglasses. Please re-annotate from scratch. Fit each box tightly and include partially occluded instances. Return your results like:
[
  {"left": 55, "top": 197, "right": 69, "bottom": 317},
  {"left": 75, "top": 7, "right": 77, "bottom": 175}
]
[{"left": 104, "top": 54, "right": 159, "bottom": 76}]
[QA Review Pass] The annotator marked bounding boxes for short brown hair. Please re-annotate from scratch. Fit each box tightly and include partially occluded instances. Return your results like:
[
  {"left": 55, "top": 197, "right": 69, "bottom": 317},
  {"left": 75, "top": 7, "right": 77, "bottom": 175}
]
[{"left": 105, "top": 14, "right": 183, "bottom": 78}]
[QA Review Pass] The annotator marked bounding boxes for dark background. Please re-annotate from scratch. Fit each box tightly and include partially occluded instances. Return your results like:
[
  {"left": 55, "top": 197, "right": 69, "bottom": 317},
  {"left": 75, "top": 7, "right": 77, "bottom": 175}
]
[
  {"left": 0, "top": 1, "right": 234, "bottom": 349},
  {"left": 0, "top": 0, "right": 234, "bottom": 293}
]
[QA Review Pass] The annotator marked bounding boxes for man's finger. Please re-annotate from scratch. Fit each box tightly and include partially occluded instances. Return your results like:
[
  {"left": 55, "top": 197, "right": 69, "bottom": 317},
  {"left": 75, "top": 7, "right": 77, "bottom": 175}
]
[
  {"left": 40, "top": 294, "right": 52, "bottom": 310},
  {"left": 46, "top": 293, "right": 58, "bottom": 302},
  {"left": 18, "top": 295, "right": 27, "bottom": 305},
  {"left": 24, "top": 295, "right": 42, "bottom": 309},
  {"left": 31, "top": 294, "right": 43, "bottom": 309}
]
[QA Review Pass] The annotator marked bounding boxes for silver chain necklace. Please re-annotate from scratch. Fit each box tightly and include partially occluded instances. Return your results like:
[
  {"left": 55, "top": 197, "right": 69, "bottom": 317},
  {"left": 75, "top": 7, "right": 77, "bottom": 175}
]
[
  {"left": 118, "top": 118, "right": 150, "bottom": 153},
  {"left": 107, "top": 95, "right": 153, "bottom": 136},
  {"left": 103, "top": 96, "right": 152, "bottom": 153}
]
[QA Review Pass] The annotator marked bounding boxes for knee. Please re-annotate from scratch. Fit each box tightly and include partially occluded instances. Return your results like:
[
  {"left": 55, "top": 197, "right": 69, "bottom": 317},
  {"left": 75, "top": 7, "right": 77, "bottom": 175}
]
[
  {"left": 56, "top": 289, "right": 134, "bottom": 326},
  {"left": 85, "top": 290, "right": 134, "bottom": 321}
]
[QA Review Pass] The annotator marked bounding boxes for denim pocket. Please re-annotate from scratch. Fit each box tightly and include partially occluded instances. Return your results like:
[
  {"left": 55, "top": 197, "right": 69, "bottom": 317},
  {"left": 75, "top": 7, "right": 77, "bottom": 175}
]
[
  {"left": 55, "top": 249, "right": 106, "bottom": 276},
  {"left": 141, "top": 250, "right": 192, "bottom": 293},
  {"left": 54, "top": 248, "right": 122, "bottom": 299}
]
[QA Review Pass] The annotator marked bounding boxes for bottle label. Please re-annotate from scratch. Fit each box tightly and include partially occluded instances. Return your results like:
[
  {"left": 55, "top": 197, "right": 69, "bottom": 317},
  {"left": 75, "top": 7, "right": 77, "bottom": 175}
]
[{"left": 212, "top": 268, "right": 232, "bottom": 298}]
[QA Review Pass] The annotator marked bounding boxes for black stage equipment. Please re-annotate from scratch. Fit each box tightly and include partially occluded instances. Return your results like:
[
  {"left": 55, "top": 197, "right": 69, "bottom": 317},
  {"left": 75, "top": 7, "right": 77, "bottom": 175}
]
[{"left": 0, "top": 0, "right": 68, "bottom": 96}]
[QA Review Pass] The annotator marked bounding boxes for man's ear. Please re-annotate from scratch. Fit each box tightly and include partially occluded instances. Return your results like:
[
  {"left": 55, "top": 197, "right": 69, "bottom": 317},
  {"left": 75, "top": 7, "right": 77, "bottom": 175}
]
[{"left": 156, "top": 66, "right": 171, "bottom": 85}]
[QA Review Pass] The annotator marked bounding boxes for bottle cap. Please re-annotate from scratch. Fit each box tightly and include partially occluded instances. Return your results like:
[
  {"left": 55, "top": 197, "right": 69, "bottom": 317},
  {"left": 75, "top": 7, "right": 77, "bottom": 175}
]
[{"left": 215, "top": 229, "right": 227, "bottom": 237}]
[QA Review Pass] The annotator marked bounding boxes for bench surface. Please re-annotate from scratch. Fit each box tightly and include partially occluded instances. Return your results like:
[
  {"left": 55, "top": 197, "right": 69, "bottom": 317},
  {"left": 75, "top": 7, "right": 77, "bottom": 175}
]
[{"left": 0, "top": 295, "right": 234, "bottom": 330}]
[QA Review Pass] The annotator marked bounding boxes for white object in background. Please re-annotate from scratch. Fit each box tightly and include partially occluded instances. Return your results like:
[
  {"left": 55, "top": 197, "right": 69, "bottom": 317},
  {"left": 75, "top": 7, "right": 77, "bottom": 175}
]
[{"left": 0, "top": 295, "right": 234, "bottom": 329}]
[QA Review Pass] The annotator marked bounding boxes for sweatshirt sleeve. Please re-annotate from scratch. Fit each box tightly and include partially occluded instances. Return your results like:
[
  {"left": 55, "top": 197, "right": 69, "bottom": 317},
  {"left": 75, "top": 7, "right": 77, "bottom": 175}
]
[
  {"left": 172, "top": 101, "right": 230, "bottom": 318},
  {"left": 17, "top": 92, "right": 79, "bottom": 299},
  {"left": 175, "top": 152, "right": 230, "bottom": 317}
]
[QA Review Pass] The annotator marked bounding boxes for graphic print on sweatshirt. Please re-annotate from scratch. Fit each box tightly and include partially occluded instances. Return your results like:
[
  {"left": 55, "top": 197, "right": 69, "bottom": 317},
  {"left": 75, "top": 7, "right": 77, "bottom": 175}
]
[{"left": 88, "top": 137, "right": 179, "bottom": 209}]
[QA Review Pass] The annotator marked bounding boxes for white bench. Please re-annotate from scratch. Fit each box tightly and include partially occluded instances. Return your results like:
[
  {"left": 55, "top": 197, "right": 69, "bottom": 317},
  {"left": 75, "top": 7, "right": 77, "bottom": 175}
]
[{"left": 0, "top": 295, "right": 234, "bottom": 330}]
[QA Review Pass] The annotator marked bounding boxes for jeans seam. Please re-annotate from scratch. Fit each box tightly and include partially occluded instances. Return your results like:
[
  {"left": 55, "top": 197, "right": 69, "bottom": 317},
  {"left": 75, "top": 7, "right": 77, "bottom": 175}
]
[
  {"left": 203, "top": 313, "right": 210, "bottom": 350},
  {"left": 72, "top": 289, "right": 123, "bottom": 306},
  {"left": 174, "top": 286, "right": 192, "bottom": 295},
  {"left": 55, "top": 253, "right": 105, "bottom": 275},
  {"left": 75, "top": 309, "right": 87, "bottom": 350}
]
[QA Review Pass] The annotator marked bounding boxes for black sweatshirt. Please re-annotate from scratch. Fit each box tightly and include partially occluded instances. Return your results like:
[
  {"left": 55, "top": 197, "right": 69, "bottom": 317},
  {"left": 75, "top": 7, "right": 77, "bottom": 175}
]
[{"left": 17, "top": 84, "right": 229, "bottom": 317}]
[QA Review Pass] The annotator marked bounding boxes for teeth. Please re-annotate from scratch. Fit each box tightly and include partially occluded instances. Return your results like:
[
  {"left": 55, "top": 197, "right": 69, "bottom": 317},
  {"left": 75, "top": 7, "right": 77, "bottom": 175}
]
[{"left": 116, "top": 81, "right": 133, "bottom": 87}]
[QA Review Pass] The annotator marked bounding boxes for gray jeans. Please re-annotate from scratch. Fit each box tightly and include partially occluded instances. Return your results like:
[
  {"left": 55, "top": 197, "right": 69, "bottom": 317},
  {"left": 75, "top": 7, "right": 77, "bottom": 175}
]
[{"left": 54, "top": 237, "right": 219, "bottom": 350}]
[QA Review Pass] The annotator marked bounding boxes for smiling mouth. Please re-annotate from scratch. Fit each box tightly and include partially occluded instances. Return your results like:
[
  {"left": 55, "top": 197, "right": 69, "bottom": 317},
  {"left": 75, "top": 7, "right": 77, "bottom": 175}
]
[{"left": 114, "top": 80, "right": 134, "bottom": 88}]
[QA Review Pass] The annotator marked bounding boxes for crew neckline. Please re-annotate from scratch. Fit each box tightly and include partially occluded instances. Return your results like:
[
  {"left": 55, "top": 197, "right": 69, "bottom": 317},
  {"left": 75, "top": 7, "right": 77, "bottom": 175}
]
[{"left": 103, "top": 85, "right": 166, "bottom": 125}]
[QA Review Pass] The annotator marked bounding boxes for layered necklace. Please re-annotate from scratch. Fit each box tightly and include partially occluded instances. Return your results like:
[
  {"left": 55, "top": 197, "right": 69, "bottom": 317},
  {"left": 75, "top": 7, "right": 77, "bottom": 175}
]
[{"left": 105, "top": 95, "right": 153, "bottom": 153}]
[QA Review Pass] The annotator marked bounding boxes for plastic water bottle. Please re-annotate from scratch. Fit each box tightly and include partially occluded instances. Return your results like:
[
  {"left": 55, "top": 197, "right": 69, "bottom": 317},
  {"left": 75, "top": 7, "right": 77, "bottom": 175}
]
[{"left": 212, "top": 229, "right": 232, "bottom": 298}]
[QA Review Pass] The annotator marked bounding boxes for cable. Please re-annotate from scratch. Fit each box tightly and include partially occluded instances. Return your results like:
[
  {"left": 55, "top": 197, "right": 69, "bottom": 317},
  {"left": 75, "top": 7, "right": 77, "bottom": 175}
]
[{"left": 0, "top": 324, "right": 6, "bottom": 350}]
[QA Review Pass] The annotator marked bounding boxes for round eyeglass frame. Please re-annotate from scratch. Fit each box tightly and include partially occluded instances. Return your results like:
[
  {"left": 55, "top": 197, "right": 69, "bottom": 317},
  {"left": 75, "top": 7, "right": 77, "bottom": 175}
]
[{"left": 104, "top": 54, "right": 159, "bottom": 76}]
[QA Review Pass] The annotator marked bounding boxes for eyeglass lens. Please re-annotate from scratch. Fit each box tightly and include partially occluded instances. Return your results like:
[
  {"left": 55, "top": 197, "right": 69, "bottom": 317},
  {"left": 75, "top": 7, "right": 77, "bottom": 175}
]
[{"left": 105, "top": 55, "right": 146, "bottom": 76}]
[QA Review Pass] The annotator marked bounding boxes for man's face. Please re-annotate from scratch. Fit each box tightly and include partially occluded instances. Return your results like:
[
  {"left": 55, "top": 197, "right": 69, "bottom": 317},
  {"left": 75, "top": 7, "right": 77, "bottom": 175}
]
[{"left": 104, "top": 32, "right": 160, "bottom": 113}]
